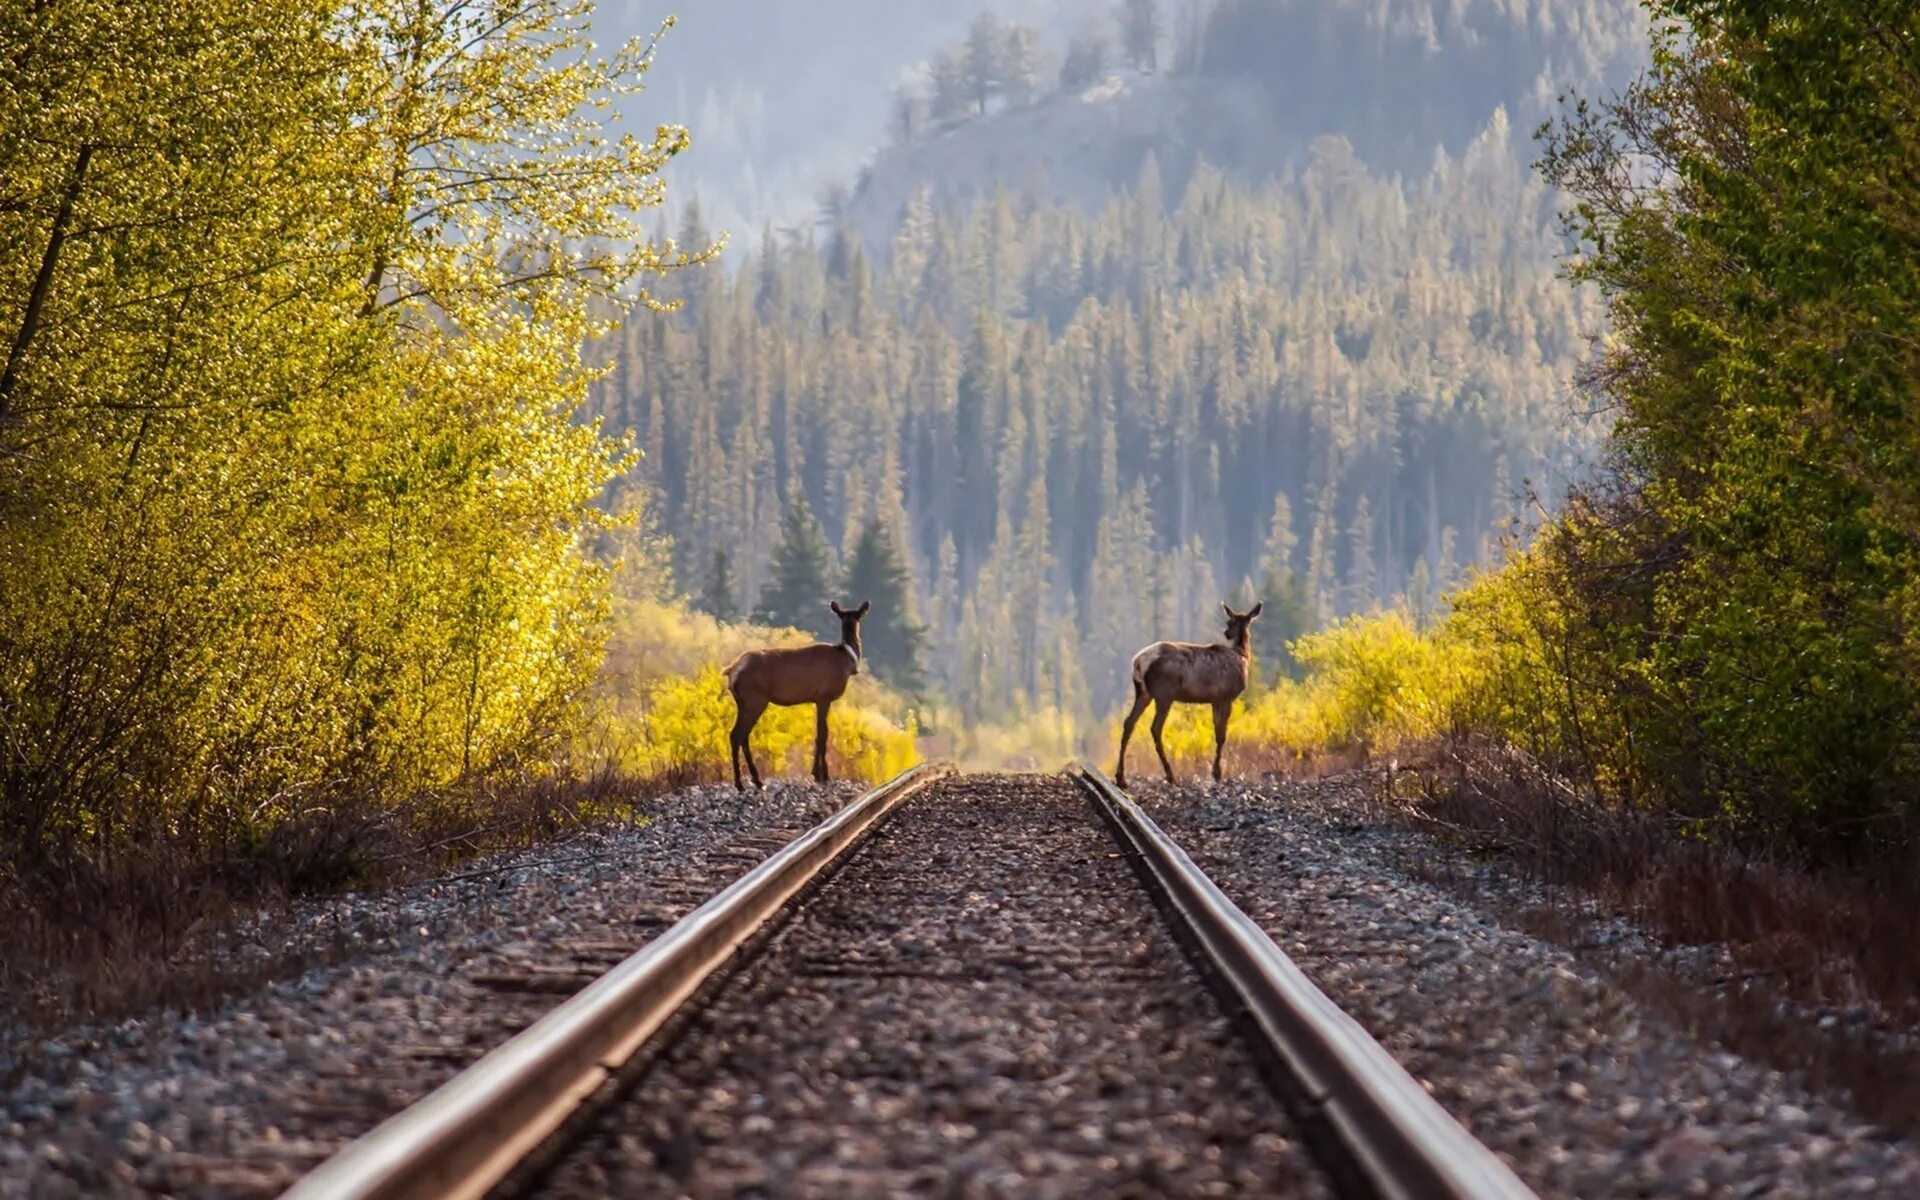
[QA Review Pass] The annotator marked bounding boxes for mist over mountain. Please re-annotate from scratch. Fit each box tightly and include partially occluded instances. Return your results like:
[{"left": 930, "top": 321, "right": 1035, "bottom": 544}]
[
  {"left": 617, "top": 0, "right": 1646, "bottom": 243},
  {"left": 606, "top": 0, "right": 1083, "bottom": 240}
]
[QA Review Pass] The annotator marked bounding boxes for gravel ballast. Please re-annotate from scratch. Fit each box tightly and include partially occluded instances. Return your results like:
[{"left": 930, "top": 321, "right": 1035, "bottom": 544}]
[
  {"left": 11, "top": 767, "right": 1915, "bottom": 1199},
  {"left": 538, "top": 772, "right": 1327, "bottom": 1199},
  {"left": 0, "top": 782, "right": 857, "bottom": 1199},
  {"left": 1142, "top": 776, "right": 1920, "bottom": 1198}
]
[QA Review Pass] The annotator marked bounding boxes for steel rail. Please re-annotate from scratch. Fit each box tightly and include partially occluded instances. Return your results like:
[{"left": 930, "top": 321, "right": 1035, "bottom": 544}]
[
  {"left": 284, "top": 761, "right": 954, "bottom": 1200},
  {"left": 1071, "top": 763, "right": 1539, "bottom": 1200}
]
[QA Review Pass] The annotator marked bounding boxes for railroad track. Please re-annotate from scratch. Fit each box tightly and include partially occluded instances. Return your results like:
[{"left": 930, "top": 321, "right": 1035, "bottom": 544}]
[{"left": 284, "top": 764, "right": 1535, "bottom": 1200}]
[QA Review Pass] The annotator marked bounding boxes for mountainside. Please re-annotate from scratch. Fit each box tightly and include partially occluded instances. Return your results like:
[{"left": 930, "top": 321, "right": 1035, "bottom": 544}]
[
  {"left": 613, "top": 0, "right": 1645, "bottom": 241},
  {"left": 593, "top": 110, "right": 1602, "bottom": 721},
  {"left": 589, "top": 0, "right": 1645, "bottom": 729},
  {"left": 848, "top": 70, "right": 1277, "bottom": 248},
  {"left": 605, "top": 0, "right": 1084, "bottom": 237},
  {"left": 848, "top": 0, "right": 1647, "bottom": 239},
  {"left": 1198, "top": 0, "right": 1648, "bottom": 171}
]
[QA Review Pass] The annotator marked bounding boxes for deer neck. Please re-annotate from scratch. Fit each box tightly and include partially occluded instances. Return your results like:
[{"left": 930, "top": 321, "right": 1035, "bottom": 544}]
[{"left": 840, "top": 640, "right": 860, "bottom": 674}]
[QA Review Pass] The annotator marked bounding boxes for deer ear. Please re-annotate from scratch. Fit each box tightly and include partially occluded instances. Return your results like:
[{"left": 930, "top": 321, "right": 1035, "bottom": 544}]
[
  {"left": 856, "top": 601, "right": 871, "bottom": 617},
  {"left": 1222, "top": 602, "right": 1234, "bottom": 619},
  {"left": 1248, "top": 602, "right": 1263, "bottom": 619},
  {"left": 828, "top": 601, "right": 843, "bottom": 616}
]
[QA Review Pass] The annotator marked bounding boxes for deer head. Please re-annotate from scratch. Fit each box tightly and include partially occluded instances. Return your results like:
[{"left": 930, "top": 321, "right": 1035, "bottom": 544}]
[
  {"left": 828, "top": 600, "right": 870, "bottom": 665},
  {"left": 1221, "top": 601, "right": 1262, "bottom": 648}
]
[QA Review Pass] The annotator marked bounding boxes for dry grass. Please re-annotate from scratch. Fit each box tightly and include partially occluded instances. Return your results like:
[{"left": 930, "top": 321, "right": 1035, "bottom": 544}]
[
  {"left": 0, "top": 769, "right": 671, "bottom": 1040},
  {"left": 1090, "top": 720, "right": 1375, "bottom": 781},
  {"left": 1373, "top": 736, "right": 1920, "bottom": 1135}
]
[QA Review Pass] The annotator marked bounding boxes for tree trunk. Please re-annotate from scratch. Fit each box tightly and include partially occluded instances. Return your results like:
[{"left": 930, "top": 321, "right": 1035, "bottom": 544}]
[{"left": 1, "top": 143, "right": 92, "bottom": 422}]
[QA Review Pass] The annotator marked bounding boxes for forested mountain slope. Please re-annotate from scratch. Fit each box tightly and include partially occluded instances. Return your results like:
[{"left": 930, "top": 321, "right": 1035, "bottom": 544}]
[
  {"left": 603, "top": 0, "right": 1081, "bottom": 235},
  {"left": 1198, "top": 0, "right": 1647, "bottom": 171},
  {"left": 848, "top": 0, "right": 1646, "bottom": 240},
  {"left": 592, "top": 107, "right": 1604, "bottom": 720},
  {"left": 611, "top": 0, "right": 1644, "bottom": 240}
]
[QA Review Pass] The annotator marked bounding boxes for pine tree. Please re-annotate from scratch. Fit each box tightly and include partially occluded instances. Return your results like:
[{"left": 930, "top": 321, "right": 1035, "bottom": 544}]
[
  {"left": 965, "top": 12, "right": 1003, "bottom": 116},
  {"left": 755, "top": 494, "right": 834, "bottom": 634},
  {"left": 843, "top": 519, "right": 929, "bottom": 695},
  {"left": 889, "top": 83, "right": 924, "bottom": 146},
  {"left": 1060, "top": 25, "right": 1110, "bottom": 90},
  {"left": 1254, "top": 567, "right": 1314, "bottom": 682},
  {"left": 1001, "top": 25, "right": 1040, "bottom": 107},
  {"left": 1119, "top": 0, "right": 1161, "bottom": 71},
  {"left": 1347, "top": 495, "right": 1375, "bottom": 611},
  {"left": 930, "top": 50, "right": 971, "bottom": 125},
  {"left": 700, "top": 548, "right": 739, "bottom": 623}
]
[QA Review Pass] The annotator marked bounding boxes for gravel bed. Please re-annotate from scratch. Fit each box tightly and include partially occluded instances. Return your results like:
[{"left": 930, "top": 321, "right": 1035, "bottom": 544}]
[
  {"left": 0, "top": 781, "right": 858, "bottom": 1199},
  {"left": 1141, "top": 776, "right": 1920, "bottom": 1198},
  {"left": 539, "top": 773, "right": 1327, "bottom": 1199}
]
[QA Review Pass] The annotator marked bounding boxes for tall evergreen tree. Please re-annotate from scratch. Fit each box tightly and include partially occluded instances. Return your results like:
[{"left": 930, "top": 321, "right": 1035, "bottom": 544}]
[
  {"left": 1120, "top": 0, "right": 1161, "bottom": 70},
  {"left": 1001, "top": 24, "right": 1040, "bottom": 107},
  {"left": 1254, "top": 566, "right": 1314, "bottom": 682},
  {"left": 700, "top": 548, "right": 739, "bottom": 624},
  {"left": 964, "top": 13, "right": 1002, "bottom": 115},
  {"left": 842, "top": 519, "right": 929, "bottom": 694},
  {"left": 755, "top": 495, "right": 834, "bottom": 633},
  {"left": 929, "top": 49, "right": 971, "bottom": 125},
  {"left": 1060, "top": 25, "right": 1110, "bottom": 90}
]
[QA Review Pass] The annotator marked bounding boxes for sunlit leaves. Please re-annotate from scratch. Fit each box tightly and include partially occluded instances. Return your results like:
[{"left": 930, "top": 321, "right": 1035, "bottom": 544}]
[{"left": 0, "top": 0, "right": 693, "bottom": 869}]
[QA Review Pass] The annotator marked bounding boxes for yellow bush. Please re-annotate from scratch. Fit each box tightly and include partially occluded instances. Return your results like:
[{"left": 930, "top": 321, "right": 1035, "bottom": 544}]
[
  {"left": 1102, "top": 604, "right": 1522, "bottom": 771},
  {"left": 955, "top": 704, "right": 1084, "bottom": 770},
  {"left": 601, "top": 661, "right": 918, "bottom": 785}
]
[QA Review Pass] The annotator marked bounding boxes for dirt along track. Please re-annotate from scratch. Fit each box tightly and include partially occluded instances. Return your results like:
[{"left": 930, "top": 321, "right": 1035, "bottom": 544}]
[{"left": 534, "top": 772, "right": 1330, "bottom": 1198}]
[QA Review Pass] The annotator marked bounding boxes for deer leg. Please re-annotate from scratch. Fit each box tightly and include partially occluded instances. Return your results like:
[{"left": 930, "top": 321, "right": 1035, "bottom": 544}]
[
  {"left": 813, "top": 701, "right": 831, "bottom": 783},
  {"left": 1212, "top": 700, "right": 1232, "bottom": 783},
  {"left": 733, "top": 699, "right": 765, "bottom": 791},
  {"left": 1150, "top": 698, "right": 1176, "bottom": 784},
  {"left": 742, "top": 733, "right": 763, "bottom": 790},
  {"left": 728, "top": 699, "right": 744, "bottom": 792},
  {"left": 1115, "top": 681, "right": 1150, "bottom": 787}
]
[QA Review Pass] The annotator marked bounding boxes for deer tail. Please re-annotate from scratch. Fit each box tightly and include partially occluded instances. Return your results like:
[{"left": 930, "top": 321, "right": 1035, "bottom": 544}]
[{"left": 1130, "top": 645, "right": 1156, "bottom": 686}]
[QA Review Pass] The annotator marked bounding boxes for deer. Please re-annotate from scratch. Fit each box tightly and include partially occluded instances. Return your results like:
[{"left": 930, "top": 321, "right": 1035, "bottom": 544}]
[
  {"left": 1115, "top": 602, "right": 1262, "bottom": 788},
  {"left": 722, "top": 600, "right": 869, "bottom": 792}
]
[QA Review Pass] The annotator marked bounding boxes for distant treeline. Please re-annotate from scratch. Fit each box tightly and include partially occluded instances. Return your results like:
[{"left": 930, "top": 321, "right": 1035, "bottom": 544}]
[
  {"left": 594, "top": 111, "right": 1602, "bottom": 721},
  {"left": 886, "top": 0, "right": 1645, "bottom": 171},
  {"left": 1198, "top": 0, "right": 1646, "bottom": 170}
]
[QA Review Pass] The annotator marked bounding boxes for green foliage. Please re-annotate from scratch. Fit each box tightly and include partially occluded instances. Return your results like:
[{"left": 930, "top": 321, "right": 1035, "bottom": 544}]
[
  {"left": 755, "top": 495, "right": 836, "bottom": 635},
  {"left": 617, "top": 666, "right": 918, "bottom": 784},
  {"left": 1234, "top": 3, "right": 1920, "bottom": 847},
  {"left": 1493, "top": 6, "right": 1920, "bottom": 839},
  {"left": 699, "top": 549, "right": 740, "bottom": 624},
  {"left": 842, "top": 520, "right": 929, "bottom": 695},
  {"left": 1253, "top": 569, "right": 1315, "bottom": 681},
  {"left": 0, "top": 0, "right": 696, "bottom": 876}
]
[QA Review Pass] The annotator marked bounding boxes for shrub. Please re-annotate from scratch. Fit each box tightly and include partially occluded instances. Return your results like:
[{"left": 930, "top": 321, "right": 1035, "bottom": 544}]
[{"left": 610, "top": 665, "right": 918, "bottom": 784}]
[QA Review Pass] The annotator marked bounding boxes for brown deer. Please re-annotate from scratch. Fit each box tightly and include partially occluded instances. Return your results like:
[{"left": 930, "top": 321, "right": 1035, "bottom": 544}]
[
  {"left": 1115, "top": 602, "right": 1262, "bottom": 787},
  {"left": 722, "top": 600, "right": 869, "bottom": 791}
]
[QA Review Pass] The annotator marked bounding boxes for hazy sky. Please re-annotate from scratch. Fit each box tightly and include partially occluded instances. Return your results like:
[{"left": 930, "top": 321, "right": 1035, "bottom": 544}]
[{"left": 604, "top": 1, "right": 1091, "bottom": 240}]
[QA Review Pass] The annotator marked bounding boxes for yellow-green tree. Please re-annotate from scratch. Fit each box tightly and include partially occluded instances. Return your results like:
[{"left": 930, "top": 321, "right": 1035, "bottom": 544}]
[{"left": 0, "top": 0, "right": 699, "bottom": 874}]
